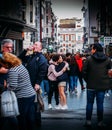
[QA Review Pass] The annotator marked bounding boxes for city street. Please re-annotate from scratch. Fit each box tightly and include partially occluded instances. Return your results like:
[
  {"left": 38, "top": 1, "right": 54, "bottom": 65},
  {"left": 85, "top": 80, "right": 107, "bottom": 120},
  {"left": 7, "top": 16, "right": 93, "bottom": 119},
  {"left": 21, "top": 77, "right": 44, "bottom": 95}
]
[{"left": 40, "top": 81, "right": 112, "bottom": 130}]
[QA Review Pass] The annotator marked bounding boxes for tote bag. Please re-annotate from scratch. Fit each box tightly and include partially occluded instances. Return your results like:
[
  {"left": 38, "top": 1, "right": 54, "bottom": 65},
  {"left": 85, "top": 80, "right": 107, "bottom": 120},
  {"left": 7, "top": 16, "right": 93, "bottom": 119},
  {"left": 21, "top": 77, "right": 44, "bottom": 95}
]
[{"left": 0, "top": 90, "right": 20, "bottom": 117}]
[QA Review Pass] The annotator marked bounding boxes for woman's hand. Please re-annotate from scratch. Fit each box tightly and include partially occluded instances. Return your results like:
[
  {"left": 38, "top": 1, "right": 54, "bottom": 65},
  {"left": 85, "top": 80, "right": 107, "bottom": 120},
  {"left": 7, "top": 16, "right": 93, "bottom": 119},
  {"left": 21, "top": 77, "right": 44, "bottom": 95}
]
[{"left": 34, "top": 84, "right": 40, "bottom": 91}]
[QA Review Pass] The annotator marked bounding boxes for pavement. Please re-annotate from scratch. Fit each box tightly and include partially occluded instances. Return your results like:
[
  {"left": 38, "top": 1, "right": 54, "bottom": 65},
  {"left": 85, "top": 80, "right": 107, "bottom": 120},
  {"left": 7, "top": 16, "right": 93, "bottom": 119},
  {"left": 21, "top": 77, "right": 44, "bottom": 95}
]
[
  {"left": 39, "top": 81, "right": 112, "bottom": 130},
  {"left": 42, "top": 82, "right": 112, "bottom": 119}
]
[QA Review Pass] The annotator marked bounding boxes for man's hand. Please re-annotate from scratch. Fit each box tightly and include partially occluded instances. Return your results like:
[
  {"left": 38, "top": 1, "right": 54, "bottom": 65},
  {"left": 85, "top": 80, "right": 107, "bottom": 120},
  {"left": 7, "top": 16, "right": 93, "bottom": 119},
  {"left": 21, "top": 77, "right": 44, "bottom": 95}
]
[{"left": 34, "top": 84, "right": 40, "bottom": 91}]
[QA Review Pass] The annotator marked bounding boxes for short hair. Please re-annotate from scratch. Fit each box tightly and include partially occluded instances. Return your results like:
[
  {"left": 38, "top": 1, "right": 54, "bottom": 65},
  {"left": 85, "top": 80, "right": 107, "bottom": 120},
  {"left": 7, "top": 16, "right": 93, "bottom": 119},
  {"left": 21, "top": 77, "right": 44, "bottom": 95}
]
[
  {"left": 52, "top": 54, "right": 60, "bottom": 62},
  {"left": 92, "top": 43, "right": 103, "bottom": 52},
  {"left": 1, "top": 39, "right": 13, "bottom": 46},
  {"left": 66, "top": 52, "right": 72, "bottom": 57}
]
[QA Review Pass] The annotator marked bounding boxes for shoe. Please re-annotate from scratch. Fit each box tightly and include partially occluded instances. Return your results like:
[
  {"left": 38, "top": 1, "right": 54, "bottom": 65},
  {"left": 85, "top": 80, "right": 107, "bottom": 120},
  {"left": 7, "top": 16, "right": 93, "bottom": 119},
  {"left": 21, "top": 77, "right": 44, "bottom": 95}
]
[
  {"left": 105, "top": 93, "right": 110, "bottom": 97},
  {"left": 81, "top": 86, "right": 85, "bottom": 90},
  {"left": 61, "top": 104, "right": 68, "bottom": 110},
  {"left": 72, "top": 90, "right": 75, "bottom": 94},
  {"left": 97, "top": 121, "right": 106, "bottom": 128},
  {"left": 74, "top": 88, "right": 78, "bottom": 93},
  {"left": 65, "top": 91, "right": 68, "bottom": 95},
  {"left": 48, "top": 104, "right": 53, "bottom": 109},
  {"left": 55, "top": 104, "right": 61, "bottom": 110},
  {"left": 84, "top": 120, "right": 92, "bottom": 127}
]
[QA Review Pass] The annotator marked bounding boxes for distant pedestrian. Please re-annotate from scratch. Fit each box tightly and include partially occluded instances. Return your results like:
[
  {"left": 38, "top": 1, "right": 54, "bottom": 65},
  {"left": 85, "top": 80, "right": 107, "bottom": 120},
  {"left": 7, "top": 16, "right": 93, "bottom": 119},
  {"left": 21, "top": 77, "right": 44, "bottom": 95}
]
[
  {"left": 82, "top": 43, "right": 111, "bottom": 127},
  {"left": 67, "top": 54, "right": 79, "bottom": 94},
  {"left": 56, "top": 54, "right": 69, "bottom": 110},
  {"left": 47, "top": 54, "right": 67, "bottom": 110},
  {"left": 75, "top": 52, "right": 85, "bottom": 90}
]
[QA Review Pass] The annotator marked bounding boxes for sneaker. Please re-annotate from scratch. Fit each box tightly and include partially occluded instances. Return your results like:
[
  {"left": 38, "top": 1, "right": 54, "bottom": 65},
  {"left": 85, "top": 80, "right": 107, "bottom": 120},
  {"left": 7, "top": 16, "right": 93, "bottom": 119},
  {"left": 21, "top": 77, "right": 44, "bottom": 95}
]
[
  {"left": 105, "top": 93, "right": 110, "bottom": 97},
  {"left": 65, "top": 91, "right": 68, "bottom": 95},
  {"left": 72, "top": 90, "right": 75, "bottom": 94},
  {"left": 74, "top": 88, "right": 78, "bottom": 93},
  {"left": 61, "top": 104, "right": 68, "bottom": 110},
  {"left": 97, "top": 121, "right": 106, "bottom": 128},
  {"left": 84, "top": 120, "right": 92, "bottom": 127},
  {"left": 48, "top": 104, "right": 53, "bottom": 109},
  {"left": 55, "top": 104, "right": 61, "bottom": 110}
]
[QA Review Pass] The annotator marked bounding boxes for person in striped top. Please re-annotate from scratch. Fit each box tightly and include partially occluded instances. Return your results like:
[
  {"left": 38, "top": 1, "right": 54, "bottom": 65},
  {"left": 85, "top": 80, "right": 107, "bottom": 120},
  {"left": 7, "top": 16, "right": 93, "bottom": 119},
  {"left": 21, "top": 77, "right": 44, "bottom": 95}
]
[{"left": 0, "top": 52, "right": 37, "bottom": 130}]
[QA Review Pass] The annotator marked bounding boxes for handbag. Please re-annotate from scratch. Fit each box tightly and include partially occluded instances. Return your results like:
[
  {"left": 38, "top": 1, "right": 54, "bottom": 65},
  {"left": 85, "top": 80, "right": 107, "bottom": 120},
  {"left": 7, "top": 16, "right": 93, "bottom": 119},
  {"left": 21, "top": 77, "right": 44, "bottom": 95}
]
[
  {"left": 36, "top": 89, "right": 44, "bottom": 112},
  {"left": 0, "top": 90, "right": 20, "bottom": 117}
]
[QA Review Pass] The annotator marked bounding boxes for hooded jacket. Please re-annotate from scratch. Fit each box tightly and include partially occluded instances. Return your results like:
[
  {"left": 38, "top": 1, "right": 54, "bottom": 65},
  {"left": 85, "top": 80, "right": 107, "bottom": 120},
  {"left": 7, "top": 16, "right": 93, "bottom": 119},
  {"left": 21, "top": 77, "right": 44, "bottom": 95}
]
[{"left": 82, "top": 51, "right": 111, "bottom": 91}]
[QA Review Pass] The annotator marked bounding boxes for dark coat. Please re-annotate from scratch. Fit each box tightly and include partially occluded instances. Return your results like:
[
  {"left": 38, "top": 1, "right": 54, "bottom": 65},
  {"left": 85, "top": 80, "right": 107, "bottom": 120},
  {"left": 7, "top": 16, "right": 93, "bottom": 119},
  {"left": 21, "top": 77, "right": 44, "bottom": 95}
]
[
  {"left": 19, "top": 50, "right": 48, "bottom": 87},
  {"left": 82, "top": 52, "right": 111, "bottom": 91},
  {"left": 55, "top": 62, "right": 68, "bottom": 82}
]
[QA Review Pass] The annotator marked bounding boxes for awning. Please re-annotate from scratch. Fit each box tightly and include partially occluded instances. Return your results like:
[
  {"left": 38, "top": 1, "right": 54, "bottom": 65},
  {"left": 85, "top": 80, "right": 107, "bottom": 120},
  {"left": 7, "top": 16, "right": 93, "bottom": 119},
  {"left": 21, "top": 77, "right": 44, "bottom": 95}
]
[{"left": 0, "top": 16, "right": 37, "bottom": 32}]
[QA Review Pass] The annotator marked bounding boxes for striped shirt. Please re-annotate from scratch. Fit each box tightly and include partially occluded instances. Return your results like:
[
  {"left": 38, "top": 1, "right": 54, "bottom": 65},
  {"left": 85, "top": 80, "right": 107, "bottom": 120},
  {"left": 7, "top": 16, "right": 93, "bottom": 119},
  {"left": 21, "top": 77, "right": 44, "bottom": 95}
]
[{"left": 7, "top": 64, "right": 36, "bottom": 98}]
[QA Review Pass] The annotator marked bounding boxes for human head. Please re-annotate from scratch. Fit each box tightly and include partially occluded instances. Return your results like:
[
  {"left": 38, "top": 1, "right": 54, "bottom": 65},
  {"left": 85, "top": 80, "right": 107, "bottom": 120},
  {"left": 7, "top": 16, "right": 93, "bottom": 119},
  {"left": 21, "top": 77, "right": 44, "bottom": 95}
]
[
  {"left": 33, "top": 41, "right": 42, "bottom": 53},
  {"left": 91, "top": 43, "right": 103, "bottom": 54},
  {"left": 52, "top": 54, "right": 60, "bottom": 62},
  {"left": 75, "top": 51, "right": 81, "bottom": 59},
  {"left": 0, "top": 52, "right": 21, "bottom": 69},
  {"left": 66, "top": 52, "right": 72, "bottom": 59},
  {"left": 1, "top": 39, "right": 13, "bottom": 53},
  {"left": 57, "top": 54, "right": 63, "bottom": 63}
]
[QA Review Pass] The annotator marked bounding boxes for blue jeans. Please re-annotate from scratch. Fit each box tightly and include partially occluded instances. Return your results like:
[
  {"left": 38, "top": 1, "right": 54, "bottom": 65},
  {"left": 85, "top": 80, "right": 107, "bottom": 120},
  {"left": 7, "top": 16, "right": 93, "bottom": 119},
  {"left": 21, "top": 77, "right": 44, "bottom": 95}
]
[
  {"left": 17, "top": 95, "right": 37, "bottom": 130},
  {"left": 69, "top": 76, "right": 78, "bottom": 91},
  {"left": 86, "top": 89, "right": 105, "bottom": 122},
  {"left": 41, "top": 80, "right": 49, "bottom": 97}
]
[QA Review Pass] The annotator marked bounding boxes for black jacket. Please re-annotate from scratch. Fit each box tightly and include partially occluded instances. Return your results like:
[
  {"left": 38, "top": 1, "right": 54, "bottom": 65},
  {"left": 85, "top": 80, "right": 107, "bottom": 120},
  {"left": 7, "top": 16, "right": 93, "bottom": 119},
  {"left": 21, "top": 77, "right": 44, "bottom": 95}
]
[
  {"left": 19, "top": 50, "right": 48, "bottom": 87},
  {"left": 55, "top": 62, "right": 68, "bottom": 82},
  {"left": 82, "top": 52, "right": 111, "bottom": 91}
]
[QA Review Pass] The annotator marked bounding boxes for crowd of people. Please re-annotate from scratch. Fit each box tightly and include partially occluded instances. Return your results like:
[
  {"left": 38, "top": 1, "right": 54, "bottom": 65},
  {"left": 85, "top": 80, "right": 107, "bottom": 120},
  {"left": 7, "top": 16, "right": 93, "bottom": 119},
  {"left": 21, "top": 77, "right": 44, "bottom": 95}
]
[{"left": 0, "top": 39, "right": 112, "bottom": 130}]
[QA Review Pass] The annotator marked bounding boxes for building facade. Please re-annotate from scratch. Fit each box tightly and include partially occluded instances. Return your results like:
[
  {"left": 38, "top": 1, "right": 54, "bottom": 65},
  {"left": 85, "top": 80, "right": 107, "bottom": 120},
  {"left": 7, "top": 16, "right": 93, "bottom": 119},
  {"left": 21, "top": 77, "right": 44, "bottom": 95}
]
[
  {"left": 58, "top": 18, "right": 84, "bottom": 54},
  {"left": 0, "top": 0, "right": 37, "bottom": 55},
  {"left": 82, "top": 0, "right": 112, "bottom": 55}
]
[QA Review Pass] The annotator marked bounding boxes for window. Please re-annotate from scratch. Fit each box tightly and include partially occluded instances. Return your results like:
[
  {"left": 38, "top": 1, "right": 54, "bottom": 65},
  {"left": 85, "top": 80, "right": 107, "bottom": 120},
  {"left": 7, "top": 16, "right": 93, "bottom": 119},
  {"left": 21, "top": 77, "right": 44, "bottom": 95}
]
[
  {"left": 60, "top": 35, "right": 63, "bottom": 42},
  {"left": 78, "top": 36, "right": 81, "bottom": 41},
  {"left": 46, "top": 16, "right": 48, "bottom": 24},
  {"left": 46, "top": 28, "right": 48, "bottom": 33},
  {"left": 30, "top": 0, "right": 33, "bottom": 5},
  {"left": 71, "top": 35, "right": 75, "bottom": 41},
  {"left": 65, "top": 35, "right": 69, "bottom": 42},
  {"left": 46, "top": 9, "right": 48, "bottom": 14},
  {"left": 35, "top": 7, "right": 37, "bottom": 15},
  {"left": 30, "top": 11, "right": 33, "bottom": 22}
]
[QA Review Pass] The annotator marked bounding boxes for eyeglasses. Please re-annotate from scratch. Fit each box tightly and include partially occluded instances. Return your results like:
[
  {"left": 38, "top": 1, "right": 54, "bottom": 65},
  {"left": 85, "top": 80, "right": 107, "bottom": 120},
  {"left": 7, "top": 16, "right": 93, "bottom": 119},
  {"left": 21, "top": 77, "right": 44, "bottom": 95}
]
[{"left": 3, "top": 46, "right": 13, "bottom": 49}]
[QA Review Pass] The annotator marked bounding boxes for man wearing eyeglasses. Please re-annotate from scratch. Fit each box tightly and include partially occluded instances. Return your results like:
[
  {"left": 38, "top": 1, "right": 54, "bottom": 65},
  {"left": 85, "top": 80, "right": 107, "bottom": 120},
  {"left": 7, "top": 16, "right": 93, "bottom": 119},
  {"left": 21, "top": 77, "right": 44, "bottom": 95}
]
[
  {"left": 0, "top": 39, "right": 19, "bottom": 130},
  {"left": 0, "top": 39, "right": 13, "bottom": 74},
  {"left": 1, "top": 39, "right": 13, "bottom": 53}
]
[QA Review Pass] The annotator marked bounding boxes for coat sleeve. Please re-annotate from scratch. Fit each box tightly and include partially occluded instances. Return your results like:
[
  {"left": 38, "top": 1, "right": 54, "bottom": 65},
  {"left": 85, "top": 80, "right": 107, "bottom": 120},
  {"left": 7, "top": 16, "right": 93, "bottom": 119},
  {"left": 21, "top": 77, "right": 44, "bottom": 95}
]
[
  {"left": 51, "top": 65, "right": 63, "bottom": 77},
  {"left": 82, "top": 58, "right": 89, "bottom": 82},
  {"left": 35, "top": 58, "right": 48, "bottom": 85}
]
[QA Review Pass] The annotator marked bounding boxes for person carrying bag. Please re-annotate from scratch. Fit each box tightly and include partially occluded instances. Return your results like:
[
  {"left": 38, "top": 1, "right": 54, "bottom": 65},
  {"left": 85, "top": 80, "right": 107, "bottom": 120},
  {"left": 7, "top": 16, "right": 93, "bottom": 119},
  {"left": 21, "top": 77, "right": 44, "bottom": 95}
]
[{"left": 1, "top": 89, "right": 19, "bottom": 117}]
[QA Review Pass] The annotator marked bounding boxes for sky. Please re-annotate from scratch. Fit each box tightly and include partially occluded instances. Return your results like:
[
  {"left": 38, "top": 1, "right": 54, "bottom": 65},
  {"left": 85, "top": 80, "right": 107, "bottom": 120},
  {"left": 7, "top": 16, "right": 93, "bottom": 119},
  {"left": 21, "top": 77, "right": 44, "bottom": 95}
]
[{"left": 51, "top": 0, "right": 83, "bottom": 19}]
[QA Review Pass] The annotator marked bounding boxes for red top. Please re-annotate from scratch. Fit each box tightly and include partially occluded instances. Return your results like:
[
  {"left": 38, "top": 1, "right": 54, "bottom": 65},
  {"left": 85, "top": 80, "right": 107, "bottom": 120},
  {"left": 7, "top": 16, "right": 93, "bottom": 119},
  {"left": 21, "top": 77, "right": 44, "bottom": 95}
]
[{"left": 75, "top": 55, "right": 83, "bottom": 72}]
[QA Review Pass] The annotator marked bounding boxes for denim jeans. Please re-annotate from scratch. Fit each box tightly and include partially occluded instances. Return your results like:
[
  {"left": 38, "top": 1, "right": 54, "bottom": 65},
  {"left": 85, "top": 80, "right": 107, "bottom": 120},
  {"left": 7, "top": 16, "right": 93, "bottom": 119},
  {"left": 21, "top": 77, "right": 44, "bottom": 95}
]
[
  {"left": 69, "top": 75, "right": 78, "bottom": 91},
  {"left": 41, "top": 80, "right": 49, "bottom": 97},
  {"left": 17, "top": 95, "right": 37, "bottom": 130},
  {"left": 86, "top": 89, "right": 105, "bottom": 122}
]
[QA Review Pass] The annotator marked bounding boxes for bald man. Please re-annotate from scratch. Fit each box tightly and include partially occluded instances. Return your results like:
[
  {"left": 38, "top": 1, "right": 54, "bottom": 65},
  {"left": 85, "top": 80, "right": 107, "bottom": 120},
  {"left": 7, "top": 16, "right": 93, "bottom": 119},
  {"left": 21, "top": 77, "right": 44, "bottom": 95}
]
[{"left": 19, "top": 41, "right": 48, "bottom": 127}]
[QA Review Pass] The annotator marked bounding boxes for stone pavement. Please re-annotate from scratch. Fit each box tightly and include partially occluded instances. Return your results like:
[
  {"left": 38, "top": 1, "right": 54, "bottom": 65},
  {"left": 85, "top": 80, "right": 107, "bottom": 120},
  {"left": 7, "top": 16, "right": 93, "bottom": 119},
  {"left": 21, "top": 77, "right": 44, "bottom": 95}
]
[{"left": 41, "top": 81, "right": 112, "bottom": 119}]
